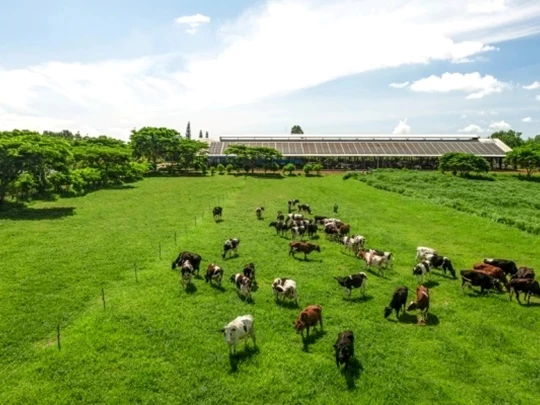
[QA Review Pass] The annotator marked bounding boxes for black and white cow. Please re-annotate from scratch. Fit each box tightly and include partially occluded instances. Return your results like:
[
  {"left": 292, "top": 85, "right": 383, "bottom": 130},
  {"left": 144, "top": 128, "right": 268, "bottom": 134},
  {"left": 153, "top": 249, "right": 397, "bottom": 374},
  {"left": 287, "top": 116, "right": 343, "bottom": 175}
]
[
  {"left": 297, "top": 204, "right": 312, "bottom": 215},
  {"left": 255, "top": 207, "right": 264, "bottom": 220},
  {"left": 483, "top": 258, "right": 519, "bottom": 276},
  {"left": 222, "top": 238, "right": 240, "bottom": 259},
  {"left": 425, "top": 254, "right": 456, "bottom": 278},
  {"left": 205, "top": 264, "right": 224, "bottom": 286},
  {"left": 291, "top": 226, "right": 306, "bottom": 240},
  {"left": 230, "top": 273, "right": 252, "bottom": 300},
  {"left": 213, "top": 206, "right": 223, "bottom": 221},
  {"left": 333, "top": 273, "right": 368, "bottom": 298},
  {"left": 180, "top": 260, "right": 194, "bottom": 288},
  {"left": 172, "top": 251, "right": 202, "bottom": 275},
  {"left": 413, "top": 261, "right": 430, "bottom": 283}
]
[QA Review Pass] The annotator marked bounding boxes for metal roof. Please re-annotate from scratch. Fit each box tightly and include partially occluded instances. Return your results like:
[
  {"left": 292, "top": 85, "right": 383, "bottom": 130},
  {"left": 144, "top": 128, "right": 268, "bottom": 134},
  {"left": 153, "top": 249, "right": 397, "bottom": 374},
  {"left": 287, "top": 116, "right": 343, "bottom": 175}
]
[
  {"left": 219, "top": 134, "right": 481, "bottom": 142},
  {"left": 208, "top": 138, "right": 509, "bottom": 157}
]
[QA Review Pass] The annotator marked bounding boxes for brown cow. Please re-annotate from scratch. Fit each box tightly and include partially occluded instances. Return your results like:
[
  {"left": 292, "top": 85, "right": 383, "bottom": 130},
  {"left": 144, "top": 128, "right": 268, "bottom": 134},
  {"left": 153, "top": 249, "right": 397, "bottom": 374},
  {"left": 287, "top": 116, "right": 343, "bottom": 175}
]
[
  {"left": 293, "top": 305, "right": 323, "bottom": 336},
  {"left": 512, "top": 267, "right": 535, "bottom": 280},
  {"left": 205, "top": 263, "right": 224, "bottom": 286},
  {"left": 473, "top": 263, "right": 509, "bottom": 291},
  {"left": 509, "top": 278, "right": 540, "bottom": 305},
  {"left": 406, "top": 285, "right": 430, "bottom": 325},
  {"left": 289, "top": 242, "right": 321, "bottom": 260}
]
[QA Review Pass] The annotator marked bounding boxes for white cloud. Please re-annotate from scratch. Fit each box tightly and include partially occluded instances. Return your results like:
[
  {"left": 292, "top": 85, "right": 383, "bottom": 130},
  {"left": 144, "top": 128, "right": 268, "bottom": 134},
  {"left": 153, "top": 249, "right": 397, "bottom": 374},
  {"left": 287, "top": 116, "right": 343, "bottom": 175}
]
[
  {"left": 175, "top": 13, "right": 210, "bottom": 35},
  {"left": 522, "top": 117, "right": 532, "bottom": 122},
  {"left": 460, "top": 114, "right": 468, "bottom": 119},
  {"left": 1, "top": 0, "right": 540, "bottom": 138},
  {"left": 468, "top": 0, "right": 508, "bottom": 14},
  {"left": 392, "top": 119, "right": 411, "bottom": 134},
  {"left": 522, "top": 81, "right": 540, "bottom": 90},
  {"left": 488, "top": 120, "right": 511, "bottom": 131},
  {"left": 389, "top": 81, "right": 410, "bottom": 89},
  {"left": 536, "top": 95, "right": 540, "bottom": 101},
  {"left": 459, "top": 124, "right": 484, "bottom": 133},
  {"left": 409, "top": 72, "right": 509, "bottom": 99}
]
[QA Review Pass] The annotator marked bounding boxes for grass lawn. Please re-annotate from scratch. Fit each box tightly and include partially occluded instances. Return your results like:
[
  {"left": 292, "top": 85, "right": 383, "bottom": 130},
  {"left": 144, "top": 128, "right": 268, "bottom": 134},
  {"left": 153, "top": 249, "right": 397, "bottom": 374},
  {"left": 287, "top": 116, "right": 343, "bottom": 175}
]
[{"left": 1, "top": 174, "right": 539, "bottom": 405}]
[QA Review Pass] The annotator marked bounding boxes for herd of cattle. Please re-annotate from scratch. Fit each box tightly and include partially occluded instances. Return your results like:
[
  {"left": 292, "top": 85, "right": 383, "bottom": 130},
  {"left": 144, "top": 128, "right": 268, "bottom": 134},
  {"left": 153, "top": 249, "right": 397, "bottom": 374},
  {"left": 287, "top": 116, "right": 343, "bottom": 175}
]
[{"left": 172, "top": 199, "right": 538, "bottom": 371}]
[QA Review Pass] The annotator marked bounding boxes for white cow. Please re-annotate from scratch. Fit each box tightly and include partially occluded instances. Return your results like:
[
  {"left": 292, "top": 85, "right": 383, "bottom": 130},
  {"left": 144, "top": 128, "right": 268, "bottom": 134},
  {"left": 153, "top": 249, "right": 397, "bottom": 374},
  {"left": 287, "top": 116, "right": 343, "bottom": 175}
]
[
  {"left": 359, "top": 250, "right": 389, "bottom": 276},
  {"left": 221, "top": 315, "right": 256, "bottom": 355},
  {"left": 272, "top": 278, "right": 298, "bottom": 304},
  {"left": 342, "top": 235, "right": 366, "bottom": 254},
  {"left": 416, "top": 246, "right": 437, "bottom": 262}
]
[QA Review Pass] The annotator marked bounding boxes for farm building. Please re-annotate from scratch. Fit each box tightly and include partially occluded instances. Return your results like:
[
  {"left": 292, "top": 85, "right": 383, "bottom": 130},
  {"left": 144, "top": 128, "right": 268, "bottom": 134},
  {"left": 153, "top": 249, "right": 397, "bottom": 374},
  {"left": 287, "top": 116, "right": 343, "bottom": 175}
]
[{"left": 207, "top": 135, "right": 512, "bottom": 170}]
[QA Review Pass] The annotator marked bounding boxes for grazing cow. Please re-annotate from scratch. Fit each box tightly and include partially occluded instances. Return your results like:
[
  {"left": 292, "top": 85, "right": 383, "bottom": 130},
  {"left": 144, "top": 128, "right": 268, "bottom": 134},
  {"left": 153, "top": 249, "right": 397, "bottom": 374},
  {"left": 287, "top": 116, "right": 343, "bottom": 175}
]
[
  {"left": 287, "top": 213, "right": 304, "bottom": 223},
  {"left": 172, "top": 251, "right": 202, "bottom": 275},
  {"left": 255, "top": 206, "right": 264, "bottom": 219},
  {"left": 384, "top": 286, "right": 409, "bottom": 319},
  {"left": 221, "top": 315, "right": 256, "bottom": 355},
  {"left": 473, "top": 263, "right": 509, "bottom": 291},
  {"left": 269, "top": 220, "right": 288, "bottom": 236},
  {"left": 323, "top": 218, "right": 343, "bottom": 227},
  {"left": 461, "top": 270, "right": 503, "bottom": 294},
  {"left": 222, "top": 238, "right": 240, "bottom": 259},
  {"left": 180, "top": 260, "right": 194, "bottom": 288},
  {"left": 306, "top": 223, "right": 318, "bottom": 238},
  {"left": 205, "top": 263, "right": 224, "bottom": 286},
  {"left": 407, "top": 285, "right": 430, "bottom": 324},
  {"left": 358, "top": 250, "right": 389, "bottom": 276},
  {"left": 512, "top": 267, "right": 535, "bottom": 280},
  {"left": 289, "top": 242, "right": 321, "bottom": 260},
  {"left": 314, "top": 215, "right": 328, "bottom": 225},
  {"left": 230, "top": 273, "right": 252, "bottom": 300},
  {"left": 509, "top": 278, "right": 540, "bottom": 305},
  {"left": 359, "top": 248, "right": 392, "bottom": 268},
  {"left": 213, "top": 206, "right": 223, "bottom": 220},
  {"left": 272, "top": 278, "right": 298, "bottom": 304},
  {"left": 483, "top": 258, "right": 518, "bottom": 276},
  {"left": 342, "top": 235, "right": 365, "bottom": 255},
  {"left": 324, "top": 224, "right": 340, "bottom": 241},
  {"left": 298, "top": 204, "right": 312, "bottom": 214},
  {"left": 416, "top": 246, "right": 437, "bottom": 262},
  {"left": 276, "top": 211, "right": 285, "bottom": 221},
  {"left": 291, "top": 226, "right": 306, "bottom": 240},
  {"left": 338, "top": 223, "right": 350, "bottom": 237},
  {"left": 333, "top": 273, "right": 368, "bottom": 298},
  {"left": 243, "top": 263, "right": 256, "bottom": 285},
  {"left": 413, "top": 261, "right": 431, "bottom": 283},
  {"left": 425, "top": 254, "right": 455, "bottom": 278},
  {"left": 333, "top": 330, "right": 354, "bottom": 370},
  {"left": 293, "top": 305, "right": 323, "bottom": 336},
  {"left": 288, "top": 199, "right": 300, "bottom": 212}
]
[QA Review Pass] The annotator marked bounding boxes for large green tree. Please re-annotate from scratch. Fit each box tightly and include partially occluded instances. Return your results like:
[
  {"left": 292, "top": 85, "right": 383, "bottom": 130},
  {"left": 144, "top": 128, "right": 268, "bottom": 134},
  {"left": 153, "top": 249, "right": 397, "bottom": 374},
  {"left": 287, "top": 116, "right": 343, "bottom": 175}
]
[
  {"left": 490, "top": 130, "right": 524, "bottom": 149},
  {"left": 439, "top": 152, "right": 490, "bottom": 176},
  {"left": 167, "top": 138, "right": 209, "bottom": 173},
  {"left": 129, "top": 127, "right": 181, "bottom": 172},
  {"left": 505, "top": 144, "right": 540, "bottom": 177},
  {"left": 224, "top": 145, "right": 282, "bottom": 173},
  {"left": 291, "top": 125, "right": 304, "bottom": 134}
]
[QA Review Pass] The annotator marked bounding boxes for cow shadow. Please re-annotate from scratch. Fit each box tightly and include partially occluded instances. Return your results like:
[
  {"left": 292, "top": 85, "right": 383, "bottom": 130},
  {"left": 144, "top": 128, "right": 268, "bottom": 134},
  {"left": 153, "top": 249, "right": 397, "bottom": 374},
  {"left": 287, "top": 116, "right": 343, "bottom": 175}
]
[
  {"left": 275, "top": 299, "right": 299, "bottom": 309},
  {"left": 423, "top": 280, "right": 440, "bottom": 288},
  {"left": 236, "top": 292, "right": 255, "bottom": 304},
  {"left": 214, "top": 218, "right": 224, "bottom": 223},
  {"left": 433, "top": 271, "right": 457, "bottom": 280},
  {"left": 301, "top": 330, "right": 327, "bottom": 352},
  {"left": 365, "top": 268, "right": 387, "bottom": 279},
  {"left": 209, "top": 283, "right": 226, "bottom": 292},
  {"left": 399, "top": 312, "right": 439, "bottom": 326},
  {"left": 250, "top": 283, "right": 259, "bottom": 292},
  {"left": 229, "top": 345, "right": 259, "bottom": 373},
  {"left": 341, "top": 358, "right": 364, "bottom": 390},
  {"left": 345, "top": 295, "right": 374, "bottom": 303},
  {"left": 310, "top": 235, "right": 320, "bottom": 240},
  {"left": 184, "top": 283, "right": 198, "bottom": 294}
]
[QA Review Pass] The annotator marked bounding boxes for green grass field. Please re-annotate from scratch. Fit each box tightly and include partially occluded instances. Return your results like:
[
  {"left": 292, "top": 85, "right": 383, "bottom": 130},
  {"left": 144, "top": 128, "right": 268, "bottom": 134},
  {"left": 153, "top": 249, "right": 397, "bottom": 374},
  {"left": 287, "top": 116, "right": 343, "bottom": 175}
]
[{"left": 1, "top": 174, "right": 539, "bottom": 405}]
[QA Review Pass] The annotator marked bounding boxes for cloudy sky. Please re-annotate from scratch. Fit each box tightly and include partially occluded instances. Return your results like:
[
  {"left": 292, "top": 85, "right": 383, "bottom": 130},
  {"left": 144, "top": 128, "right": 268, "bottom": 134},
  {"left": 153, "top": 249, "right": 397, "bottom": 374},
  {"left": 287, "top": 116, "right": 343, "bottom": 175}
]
[{"left": 1, "top": 0, "right": 540, "bottom": 140}]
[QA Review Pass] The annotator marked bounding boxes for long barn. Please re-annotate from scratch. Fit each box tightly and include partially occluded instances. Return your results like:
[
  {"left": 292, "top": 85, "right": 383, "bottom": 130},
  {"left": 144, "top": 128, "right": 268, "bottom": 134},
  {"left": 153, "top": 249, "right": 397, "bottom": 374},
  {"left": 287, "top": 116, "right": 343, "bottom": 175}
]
[{"left": 207, "top": 135, "right": 511, "bottom": 170}]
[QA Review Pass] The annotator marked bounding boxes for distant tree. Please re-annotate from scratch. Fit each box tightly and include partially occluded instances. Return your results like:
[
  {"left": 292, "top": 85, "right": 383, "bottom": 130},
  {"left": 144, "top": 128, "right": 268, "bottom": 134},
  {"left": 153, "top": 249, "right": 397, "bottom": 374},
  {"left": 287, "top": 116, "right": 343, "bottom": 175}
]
[
  {"left": 291, "top": 125, "right": 304, "bottom": 134},
  {"left": 505, "top": 144, "right": 540, "bottom": 177},
  {"left": 199, "top": 130, "right": 203, "bottom": 139},
  {"left": 205, "top": 131, "right": 209, "bottom": 139},
  {"left": 525, "top": 135, "right": 540, "bottom": 144},
  {"left": 439, "top": 152, "right": 490, "bottom": 176},
  {"left": 312, "top": 163, "right": 323, "bottom": 176},
  {"left": 186, "top": 122, "right": 191, "bottom": 140},
  {"left": 210, "top": 166, "right": 216, "bottom": 176},
  {"left": 129, "top": 127, "right": 181, "bottom": 172},
  {"left": 490, "top": 130, "right": 524, "bottom": 149},
  {"left": 225, "top": 163, "right": 234, "bottom": 174},
  {"left": 303, "top": 163, "right": 314, "bottom": 176},
  {"left": 283, "top": 163, "right": 295, "bottom": 175},
  {"left": 224, "top": 144, "right": 282, "bottom": 174},
  {"left": 217, "top": 163, "right": 225, "bottom": 174}
]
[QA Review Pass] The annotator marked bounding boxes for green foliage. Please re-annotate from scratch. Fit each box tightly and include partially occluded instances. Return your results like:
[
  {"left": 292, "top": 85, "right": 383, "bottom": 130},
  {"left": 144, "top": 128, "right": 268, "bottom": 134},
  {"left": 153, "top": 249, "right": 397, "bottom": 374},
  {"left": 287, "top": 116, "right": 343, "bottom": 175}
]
[
  {"left": 199, "top": 129, "right": 203, "bottom": 139},
  {"left": 283, "top": 162, "right": 295, "bottom": 175},
  {"left": 343, "top": 171, "right": 359, "bottom": 180},
  {"left": 129, "top": 127, "right": 181, "bottom": 172},
  {"left": 303, "top": 163, "right": 313, "bottom": 175},
  {"left": 185, "top": 121, "right": 191, "bottom": 140},
  {"left": 225, "top": 163, "right": 234, "bottom": 174},
  {"left": 439, "top": 152, "right": 490, "bottom": 176},
  {"left": 1, "top": 176, "right": 539, "bottom": 404},
  {"left": 216, "top": 164, "right": 225, "bottom": 175},
  {"left": 490, "top": 130, "right": 524, "bottom": 149},
  {"left": 291, "top": 125, "right": 304, "bottom": 134},
  {"left": 312, "top": 163, "right": 323, "bottom": 175},
  {"left": 224, "top": 144, "right": 282, "bottom": 174},
  {"left": 505, "top": 144, "right": 540, "bottom": 177}
]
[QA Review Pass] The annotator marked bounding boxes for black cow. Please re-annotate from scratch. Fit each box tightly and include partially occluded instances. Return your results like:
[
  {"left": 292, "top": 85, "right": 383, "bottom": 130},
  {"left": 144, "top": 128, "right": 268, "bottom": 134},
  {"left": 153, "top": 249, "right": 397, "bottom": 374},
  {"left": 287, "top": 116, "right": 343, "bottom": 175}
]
[
  {"left": 509, "top": 278, "right": 540, "bottom": 305},
  {"left": 243, "top": 263, "right": 256, "bottom": 285},
  {"left": 172, "top": 251, "right": 202, "bottom": 275},
  {"left": 333, "top": 330, "right": 354, "bottom": 370},
  {"left": 314, "top": 215, "right": 328, "bottom": 225},
  {"left": 222, "top": 238, "right": 240, "bottom": 259},
  {"left": 512, "top": 267, "right": 535, "bottom": 280},
  {"left": 276, "top": 211, "right": 285, "bottom": 221},
  {"left": 384, "top": 286, "right": 408, "bottom": 319},
  {"left": 269, "top": 220, "right": 288, "bottom": 236},
  {"left": 426, "top": 254, "right": 456, "bottom": 278},
  {"left": 298, "top": 204, "right": 312, "bottom": 215},
  {"left": 213, "top": 206, "right": 222, "bottom": 220},
  {"left": 333, "top": 273, "right": 368, "bottom": 298},
  {"left": 307, "top": 223, "right": 318, "bottom": 238},
  {"left": 461, "top": 270, "right": 503, "bottom": 294},
  {"left": 483, "top": 258, "right": 518, "bottom": 276}
]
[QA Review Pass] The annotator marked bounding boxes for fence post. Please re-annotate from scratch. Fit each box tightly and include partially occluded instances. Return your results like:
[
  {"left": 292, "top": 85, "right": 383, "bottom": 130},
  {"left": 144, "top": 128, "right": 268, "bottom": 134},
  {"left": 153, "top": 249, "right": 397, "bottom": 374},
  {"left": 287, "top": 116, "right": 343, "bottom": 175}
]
[
  {"left": 174, "top": 232, "right": 177, "bottom": 245},
  {"left": 101, "top": 287, "right": 106, "bottom": 310},
  {"left": 134, "top": 262, "right": 138, "bottom": 283},
  {"left": 57, "top": 325, "right": 61, "bottom": 351}
]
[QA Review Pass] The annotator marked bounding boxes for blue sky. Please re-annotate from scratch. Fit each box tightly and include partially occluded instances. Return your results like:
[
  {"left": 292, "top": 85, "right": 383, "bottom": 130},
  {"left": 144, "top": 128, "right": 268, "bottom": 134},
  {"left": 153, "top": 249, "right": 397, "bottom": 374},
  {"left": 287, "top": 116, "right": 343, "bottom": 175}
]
[{"left": 1, "top": 0, "right": 540, "bottom": 140}]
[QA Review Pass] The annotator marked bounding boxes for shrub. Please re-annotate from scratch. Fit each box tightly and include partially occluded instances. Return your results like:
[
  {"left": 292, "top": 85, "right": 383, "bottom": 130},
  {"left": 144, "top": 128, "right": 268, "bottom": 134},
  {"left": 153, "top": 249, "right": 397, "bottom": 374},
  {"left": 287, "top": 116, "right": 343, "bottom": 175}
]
[
  {"left": 210, "top": 166, "right": 216, "bottom": 176},
  {"left": 283, "top": 163, "right": 295, "bottom": 175},
  {"left": 303, "top": 163, "right": 314, "bottom": 176},
  {"left": 217, "top": 163, "right": 225, "bottom": 175},
  {"left": 343, "top": 171, "right": 359, "bottom": 180},
  {"left": 225, "top": 164, "right": 234, "bottom": 174},
  {"left": 439, "top": 153, "right": 489, "bottom": 176}
]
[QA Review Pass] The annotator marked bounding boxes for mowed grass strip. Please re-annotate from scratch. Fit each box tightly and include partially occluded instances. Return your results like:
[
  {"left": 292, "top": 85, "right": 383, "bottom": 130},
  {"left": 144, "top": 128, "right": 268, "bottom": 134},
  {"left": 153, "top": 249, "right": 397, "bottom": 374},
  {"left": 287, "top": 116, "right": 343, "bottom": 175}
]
[{"left": 1, "top": 175, "right": 539, "bottom": 405}]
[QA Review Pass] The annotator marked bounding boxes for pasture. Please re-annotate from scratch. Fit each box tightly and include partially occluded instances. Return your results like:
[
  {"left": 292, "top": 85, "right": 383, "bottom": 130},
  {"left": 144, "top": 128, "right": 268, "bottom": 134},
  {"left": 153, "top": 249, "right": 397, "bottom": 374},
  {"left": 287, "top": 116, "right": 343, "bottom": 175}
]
[{"left": 1, "top": 174, "right": 539, "bottom": 405}]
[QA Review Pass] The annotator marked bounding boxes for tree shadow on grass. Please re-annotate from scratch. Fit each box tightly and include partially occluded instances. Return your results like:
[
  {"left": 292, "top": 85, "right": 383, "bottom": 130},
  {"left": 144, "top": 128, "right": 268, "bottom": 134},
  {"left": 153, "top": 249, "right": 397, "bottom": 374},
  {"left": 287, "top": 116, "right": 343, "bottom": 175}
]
[
  {"left": 0, "top": 206, "right": 76, "bottom": 221},
  {"left": 301, "top": 329, "right": 327, "bottom": 352},
  {"left": 341, "top": 358, "right": 364, "bottom": 390},
  {"left": 229, "top": 345, "right": 259, "bottom": 372},
  {"left": 231, "top": 173, "right": 284, "bottom": 180}
]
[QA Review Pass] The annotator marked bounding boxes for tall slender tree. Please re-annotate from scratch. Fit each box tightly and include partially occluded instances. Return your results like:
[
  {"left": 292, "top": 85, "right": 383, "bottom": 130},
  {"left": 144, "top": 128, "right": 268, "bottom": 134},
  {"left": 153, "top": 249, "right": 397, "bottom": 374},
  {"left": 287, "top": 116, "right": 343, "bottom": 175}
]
[
  {"left": 199, "top": 129, "right": 203, "bottom": 139},
  {"left": 205, "top": 131, "right": 209, "bottom": 139},
  {"left": 186, "top": 122, "right": 191, "bottom": 140}
]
